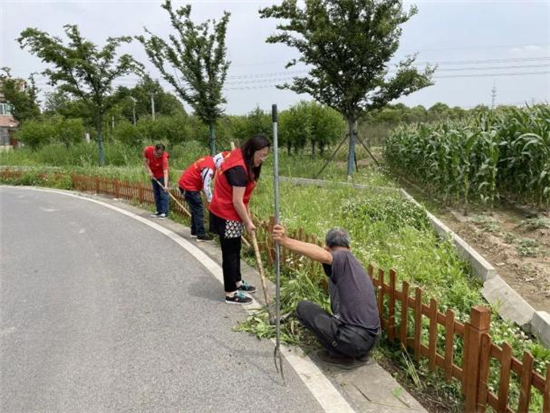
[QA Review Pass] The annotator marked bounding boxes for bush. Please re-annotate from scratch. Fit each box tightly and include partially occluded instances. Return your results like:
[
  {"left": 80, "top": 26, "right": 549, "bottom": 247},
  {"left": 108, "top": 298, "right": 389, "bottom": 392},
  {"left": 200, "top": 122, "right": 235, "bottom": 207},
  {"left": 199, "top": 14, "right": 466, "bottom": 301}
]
[{"left": 15, "top": 119, "right": 56, "bottom": 149}]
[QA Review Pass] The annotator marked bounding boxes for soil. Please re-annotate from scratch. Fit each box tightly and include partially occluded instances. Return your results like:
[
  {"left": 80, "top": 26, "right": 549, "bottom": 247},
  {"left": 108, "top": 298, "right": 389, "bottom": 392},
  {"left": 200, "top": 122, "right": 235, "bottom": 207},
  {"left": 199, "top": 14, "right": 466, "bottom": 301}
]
[
  {"left": 439, "top": 203, "right": 550, "bottom": 312},
  {"left": 397, "top": 174, "right": 550, "bottom": 313}
]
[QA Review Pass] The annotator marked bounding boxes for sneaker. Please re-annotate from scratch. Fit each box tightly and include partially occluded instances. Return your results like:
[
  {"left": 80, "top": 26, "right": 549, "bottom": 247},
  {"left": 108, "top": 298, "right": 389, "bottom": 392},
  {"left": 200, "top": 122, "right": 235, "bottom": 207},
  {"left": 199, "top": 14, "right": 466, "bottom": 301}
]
[
  {"left": 150, "top": 212, "right": 160, "bottom": 218},
  {"left": 197, "top": 233, "right": 213, "bottom": 242},
  {"left": 315, "top": 349, "right": 356, "bottom": 370},
  {"left": 158, "top": 213, "right": 167, "bottom": 220},
  {"left": 237, "top": 280, "right": 257, "bottom": 294},
  {"left": 225, "top": 291, "right": 253, "bottom": 305},
  {"left": 190, "top": 233, "right": 198, "bottom": 238}
]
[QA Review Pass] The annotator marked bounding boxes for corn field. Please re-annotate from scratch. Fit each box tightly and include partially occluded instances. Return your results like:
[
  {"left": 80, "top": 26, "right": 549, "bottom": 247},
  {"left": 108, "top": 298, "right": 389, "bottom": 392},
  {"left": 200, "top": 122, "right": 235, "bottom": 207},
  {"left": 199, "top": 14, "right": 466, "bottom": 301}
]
[{"left": 384, "top": 105, "right": 550, "bottom": 209}]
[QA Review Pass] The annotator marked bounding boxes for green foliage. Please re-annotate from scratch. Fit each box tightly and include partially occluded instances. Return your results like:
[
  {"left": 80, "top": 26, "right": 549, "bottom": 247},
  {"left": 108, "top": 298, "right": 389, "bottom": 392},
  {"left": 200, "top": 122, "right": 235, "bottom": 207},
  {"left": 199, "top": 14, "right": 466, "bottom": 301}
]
[
  {"left": 259, "top": 0, "right": 435, "bottom": 175},
  {"left": 115, "top": 75, "right": 185, "bottom": 123},
  {"left": 14, "top": 116, "right": 84, "bottom": 149},
  {"left": 18, "top": 24, "right": 144, "bottom": 165},
  {"left": 0, "top": 68, "right": 41, "bottom": 123},
  {"left": 138, "top": 0, "right": 230, "bottom": 154},
  {"left": 15, "top": 119, "right": 56, "bottom": 149},
  {"left": 341, "top": 196, "right": 430, "bottom": 231},
  {"left": 385, "top": 105, "right": 550, "bottom": 208}
]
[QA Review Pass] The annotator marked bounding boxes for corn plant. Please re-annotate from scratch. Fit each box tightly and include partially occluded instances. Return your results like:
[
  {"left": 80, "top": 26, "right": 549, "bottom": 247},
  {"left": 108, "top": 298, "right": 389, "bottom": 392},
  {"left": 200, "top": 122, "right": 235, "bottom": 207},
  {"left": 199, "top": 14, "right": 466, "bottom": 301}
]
[{"left": 384, "top": 105, "right": 550, "bottom": 209}]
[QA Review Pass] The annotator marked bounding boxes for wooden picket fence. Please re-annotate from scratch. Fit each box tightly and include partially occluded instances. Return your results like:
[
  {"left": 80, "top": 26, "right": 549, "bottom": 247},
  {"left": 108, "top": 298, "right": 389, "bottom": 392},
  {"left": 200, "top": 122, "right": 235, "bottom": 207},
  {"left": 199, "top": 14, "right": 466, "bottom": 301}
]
[
  {"left": 2, "top": 169, "right": 549, "bottom": 412},
  {"left": 253, "top": 219, "right": 550, "bottom": 413}
]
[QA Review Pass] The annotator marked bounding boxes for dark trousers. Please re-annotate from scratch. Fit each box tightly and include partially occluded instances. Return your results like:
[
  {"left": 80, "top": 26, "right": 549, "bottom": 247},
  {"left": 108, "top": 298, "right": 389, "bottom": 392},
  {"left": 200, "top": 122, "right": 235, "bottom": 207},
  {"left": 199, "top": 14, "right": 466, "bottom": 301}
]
[
  {"left": 151, "top": 178, "right": 169, "bottom": 215},
  {"left": 181, "top": 189, "right": 205, "bottom": 236},
  {"left": 296, "top": 300, "right": 378, "bottom": 358},
  {"left": 220, "top": 237, "right": 242, "bottom": 292}
]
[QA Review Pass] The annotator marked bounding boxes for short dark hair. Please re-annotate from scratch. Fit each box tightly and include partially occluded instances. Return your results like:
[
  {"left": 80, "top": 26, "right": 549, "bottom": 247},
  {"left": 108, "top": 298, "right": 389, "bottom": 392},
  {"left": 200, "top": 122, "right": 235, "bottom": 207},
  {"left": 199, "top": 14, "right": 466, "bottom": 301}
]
[
  {"left": 240, "top": 135, "right": 270, "bottom": 181},
  {"left": 325, "top": 228, "right": 351, "bottom": 249},
  {"left": 155, "top": 143, "right": 165, "bottom": 151}
]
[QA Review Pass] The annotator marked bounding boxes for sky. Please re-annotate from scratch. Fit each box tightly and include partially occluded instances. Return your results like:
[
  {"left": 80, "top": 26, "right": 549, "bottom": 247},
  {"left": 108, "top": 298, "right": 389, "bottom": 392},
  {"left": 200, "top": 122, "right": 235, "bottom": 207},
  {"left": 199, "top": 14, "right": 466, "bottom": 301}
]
[{"left": 1, "top": 0, "right": 549, "bottom": 115}]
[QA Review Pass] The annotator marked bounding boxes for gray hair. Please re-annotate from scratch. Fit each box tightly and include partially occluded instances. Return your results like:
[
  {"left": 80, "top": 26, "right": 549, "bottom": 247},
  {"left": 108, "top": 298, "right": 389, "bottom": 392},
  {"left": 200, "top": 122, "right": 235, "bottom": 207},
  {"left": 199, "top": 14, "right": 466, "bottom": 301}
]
[{"left": 325, "top": 227, "right": 351, "bottom": 249}]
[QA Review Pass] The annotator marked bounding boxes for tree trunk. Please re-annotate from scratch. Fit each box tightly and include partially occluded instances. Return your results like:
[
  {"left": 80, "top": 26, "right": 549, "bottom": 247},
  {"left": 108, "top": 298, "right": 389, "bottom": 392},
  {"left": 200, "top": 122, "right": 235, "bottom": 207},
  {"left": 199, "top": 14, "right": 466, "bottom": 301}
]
[
  {"left": 346, "top": 116, "right": 358, "bottom": 177},
  {"left": 97, "top": 119, "right": 105, "bottom": 167},
  {"left": 311, "top": 141, "right": 316, "bottom": 157},
  {"left": 287, "top": 141, "right": 291, "bottom": 155},
  {"left": 209, "top": 121, "right": 216, "bottom": 155}
]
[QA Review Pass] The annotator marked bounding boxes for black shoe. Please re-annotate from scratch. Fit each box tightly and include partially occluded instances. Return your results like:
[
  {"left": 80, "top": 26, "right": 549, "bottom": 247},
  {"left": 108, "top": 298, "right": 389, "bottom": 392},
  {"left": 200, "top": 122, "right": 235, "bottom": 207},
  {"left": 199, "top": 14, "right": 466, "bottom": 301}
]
[
  {"left": 315, "top": 350, "right": 356, "bottom": 370},
  {"left": 237, "top": 280, "right": 256, "bottom": 294},
  {"left": 225, "top": 291, "right": 253, "bottom": 305},
  {"left": 197, "top": 233, "right": 213, "bottom": 242}
]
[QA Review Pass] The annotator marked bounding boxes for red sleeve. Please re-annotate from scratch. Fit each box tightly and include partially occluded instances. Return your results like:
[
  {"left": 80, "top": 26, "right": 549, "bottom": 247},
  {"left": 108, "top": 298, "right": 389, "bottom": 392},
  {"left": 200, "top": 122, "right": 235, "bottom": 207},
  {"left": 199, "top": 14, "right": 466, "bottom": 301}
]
[{"left": 142, "top": 147, "right": 150, "bottom": 159}]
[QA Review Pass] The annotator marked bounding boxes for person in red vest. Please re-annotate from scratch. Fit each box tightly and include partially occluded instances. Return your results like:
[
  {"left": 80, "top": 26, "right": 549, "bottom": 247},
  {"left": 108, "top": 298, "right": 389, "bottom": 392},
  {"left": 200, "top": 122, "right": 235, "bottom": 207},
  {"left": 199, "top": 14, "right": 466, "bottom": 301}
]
[
  {"left": 209, "top": 135, "right": 270, "bottom": 304},
  {"left": 142, "top": 143, "right": 169, "bottom": 219},
  {"left": 178, "top": 151, "right": 228, "bottom": 241}
]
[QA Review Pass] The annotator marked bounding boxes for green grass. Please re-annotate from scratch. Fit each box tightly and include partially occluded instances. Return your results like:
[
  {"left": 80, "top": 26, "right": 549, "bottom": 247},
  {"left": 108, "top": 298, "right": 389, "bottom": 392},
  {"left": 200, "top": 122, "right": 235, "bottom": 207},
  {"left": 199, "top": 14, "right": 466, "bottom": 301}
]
[{"left": 2, "top": 141, "right": 549, "bottom": 411}]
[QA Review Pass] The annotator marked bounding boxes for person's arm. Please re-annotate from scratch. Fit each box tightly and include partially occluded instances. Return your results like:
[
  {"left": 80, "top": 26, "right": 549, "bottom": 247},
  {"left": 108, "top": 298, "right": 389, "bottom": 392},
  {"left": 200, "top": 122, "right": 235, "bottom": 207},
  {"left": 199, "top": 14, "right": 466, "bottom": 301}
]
[
  {"left": 202, "top": 167, "right": 214, "bottom": 203},
  {"left": 273, "top": 224, "right": 333, "bottom": 265},
  {"left": 143, "top": 150, "right": 154, "bottom": 178},
  {"left": 232, "top": 186, "right": 255, "bottom": 232}
]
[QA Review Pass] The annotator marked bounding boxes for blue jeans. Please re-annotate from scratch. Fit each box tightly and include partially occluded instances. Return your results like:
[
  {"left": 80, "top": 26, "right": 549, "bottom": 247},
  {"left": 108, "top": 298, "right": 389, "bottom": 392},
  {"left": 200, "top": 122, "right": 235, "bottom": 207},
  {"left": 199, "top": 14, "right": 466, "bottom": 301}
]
[
  {"left": 151, "top": 178, "right": 169, "bottom": 215},
  {"left": 181, "top": 189, "right": 205, "bottom": 236}
]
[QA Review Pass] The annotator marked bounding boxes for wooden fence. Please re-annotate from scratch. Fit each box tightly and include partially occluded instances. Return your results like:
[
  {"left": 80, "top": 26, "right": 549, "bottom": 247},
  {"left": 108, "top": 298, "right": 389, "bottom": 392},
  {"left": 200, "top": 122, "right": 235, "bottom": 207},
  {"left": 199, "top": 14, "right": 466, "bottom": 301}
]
[
  {"left": 253, "top": 219, "right": 550, "bottom": 413},
  {"left": 2, "top": 169, "right": 549, "bottom": 412}
]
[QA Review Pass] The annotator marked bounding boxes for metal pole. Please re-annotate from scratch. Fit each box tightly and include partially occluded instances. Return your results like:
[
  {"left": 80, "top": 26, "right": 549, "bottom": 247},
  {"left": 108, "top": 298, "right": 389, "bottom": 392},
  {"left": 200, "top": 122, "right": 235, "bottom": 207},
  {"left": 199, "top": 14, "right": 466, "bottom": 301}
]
[
  {"left": 151, "top": 92, "right": 156, "bottom": 121},
  {"left": 272, "top": 103, "right": 284, "bottom": 383},
  {"left": 131, "top": 97, "right": 137, "bottom": 126}
]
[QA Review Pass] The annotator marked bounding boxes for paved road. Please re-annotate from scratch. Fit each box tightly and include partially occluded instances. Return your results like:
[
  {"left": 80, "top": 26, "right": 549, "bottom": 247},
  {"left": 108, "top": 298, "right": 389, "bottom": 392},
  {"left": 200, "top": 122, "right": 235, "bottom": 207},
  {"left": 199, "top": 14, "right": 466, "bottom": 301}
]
[{"left": 0, "top": 187, "right": 323, "bottom": 413}]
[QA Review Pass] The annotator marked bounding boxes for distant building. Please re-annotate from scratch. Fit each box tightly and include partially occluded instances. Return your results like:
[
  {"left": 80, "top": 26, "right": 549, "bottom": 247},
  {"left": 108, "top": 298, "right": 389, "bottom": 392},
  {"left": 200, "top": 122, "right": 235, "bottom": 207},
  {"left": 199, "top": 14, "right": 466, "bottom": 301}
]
[{"left": 0, "top": 79, "right": 22, "bottom": 147}]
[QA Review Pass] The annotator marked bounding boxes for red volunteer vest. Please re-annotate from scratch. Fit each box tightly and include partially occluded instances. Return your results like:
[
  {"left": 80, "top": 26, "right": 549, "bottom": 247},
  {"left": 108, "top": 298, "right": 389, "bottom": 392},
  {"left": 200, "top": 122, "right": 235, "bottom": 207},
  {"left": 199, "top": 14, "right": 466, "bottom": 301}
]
[
  {"left": 143, "top": 146, "right": 169, "bottom": 179},
  {"left": 178, "top": 156, "right": 215, "bottom": 192},
  {"left": 209, "top": 148, "right": 256, "bottom": 222}
]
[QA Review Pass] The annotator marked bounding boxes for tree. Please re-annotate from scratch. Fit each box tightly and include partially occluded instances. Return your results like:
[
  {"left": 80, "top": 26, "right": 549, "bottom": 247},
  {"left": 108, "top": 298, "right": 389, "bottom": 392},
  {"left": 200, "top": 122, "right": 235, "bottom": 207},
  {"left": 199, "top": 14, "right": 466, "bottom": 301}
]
[
  {"left": 116, "top": 75, "right": 185, "bottom": 123},
  {"left": 138, "top": 0, "right": 230, "bottom": 155},
  {"left": 259, "top": 0, "right": 435, "bottom": 176},
  {"left": 18, "top": 25, "right": 144, "bottom": 165},
  {"left": 0, "top": 68, "right": 40, "bottom": 123}
]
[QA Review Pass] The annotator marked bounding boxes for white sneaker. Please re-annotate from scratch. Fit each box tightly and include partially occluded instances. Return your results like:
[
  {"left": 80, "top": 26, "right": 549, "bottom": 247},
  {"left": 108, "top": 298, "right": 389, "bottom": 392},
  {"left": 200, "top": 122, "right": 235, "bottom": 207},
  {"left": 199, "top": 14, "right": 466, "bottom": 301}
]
[
  {"left": 158, "top": 213, "right": 167, "bottom": 220},
  {"left": 150, "top": 212, "right": 160, "bottom": 218}
]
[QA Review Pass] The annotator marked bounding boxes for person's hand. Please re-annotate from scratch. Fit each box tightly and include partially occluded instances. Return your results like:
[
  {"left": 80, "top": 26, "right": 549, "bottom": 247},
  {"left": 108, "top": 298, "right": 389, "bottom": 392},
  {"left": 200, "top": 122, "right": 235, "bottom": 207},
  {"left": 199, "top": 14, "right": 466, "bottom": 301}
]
[
  {"left": 272, "top": 224, "right": 287, "bottom": 245},
  {"left": 163, "top": 186, "right": 169, "bottom": 193},
  {"left": 148, "top": 171, "right": 154, "bottom": 179},
  {"left": 245, "top": 221, "right": 256, "bottom": 233}
]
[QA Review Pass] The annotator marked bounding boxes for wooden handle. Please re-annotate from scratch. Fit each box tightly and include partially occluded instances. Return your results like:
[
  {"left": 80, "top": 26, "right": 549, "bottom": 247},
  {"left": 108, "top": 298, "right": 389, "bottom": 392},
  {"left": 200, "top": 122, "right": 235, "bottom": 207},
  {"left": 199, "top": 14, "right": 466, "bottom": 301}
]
[{"left": 251, "top": 231, "right": 269, "bottom": 305}]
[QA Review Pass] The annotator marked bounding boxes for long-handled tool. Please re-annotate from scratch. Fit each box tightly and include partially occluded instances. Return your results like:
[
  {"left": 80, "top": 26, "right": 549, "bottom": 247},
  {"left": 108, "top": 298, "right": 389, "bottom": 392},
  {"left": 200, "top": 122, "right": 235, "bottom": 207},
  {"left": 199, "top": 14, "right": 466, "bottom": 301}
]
[
  {"left": 272, "top": 104, "right": 284, "bottom": 383},
  {"left": 153, "top": 177, "right": 191, "bottom": 218},
  {"left": 152, "top": 177, "right": 251, "bottom": 249},
  {"left": 251, "top": 231, "right": 270, "bottom": 307}
]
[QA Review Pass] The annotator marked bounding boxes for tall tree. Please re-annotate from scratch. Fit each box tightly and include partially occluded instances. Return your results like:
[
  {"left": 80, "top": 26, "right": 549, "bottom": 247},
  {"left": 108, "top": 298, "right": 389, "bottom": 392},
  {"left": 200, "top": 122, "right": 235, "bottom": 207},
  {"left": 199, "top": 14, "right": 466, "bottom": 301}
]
[
  {"left": 138, "top": 0, "right": 230, "bottom": 155},
  {"left": 18, "top": 25, "right": 144, "bottom": 165},
  {"left": 116, "top": 76, "right": 185, "bottom": 123},
  {"left": 260, "top": 0, "right": 435, "bottom": 176},
  {"left": 0, "top": 68, "right": 41, "bottom": 123}
]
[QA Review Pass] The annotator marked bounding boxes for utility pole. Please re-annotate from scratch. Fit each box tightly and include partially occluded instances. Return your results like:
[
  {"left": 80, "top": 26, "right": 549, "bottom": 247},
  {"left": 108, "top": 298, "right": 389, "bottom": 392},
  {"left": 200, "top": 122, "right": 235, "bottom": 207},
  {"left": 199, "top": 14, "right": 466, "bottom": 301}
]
[
  {"left": 151, "top": 92, "right": 156, "bottom": 121},
  {"left": 491, "top": 83, "right": 497, "bottom": 109},
  {"left": 130, "top": 97, "right": 137, "bottom": 125}
]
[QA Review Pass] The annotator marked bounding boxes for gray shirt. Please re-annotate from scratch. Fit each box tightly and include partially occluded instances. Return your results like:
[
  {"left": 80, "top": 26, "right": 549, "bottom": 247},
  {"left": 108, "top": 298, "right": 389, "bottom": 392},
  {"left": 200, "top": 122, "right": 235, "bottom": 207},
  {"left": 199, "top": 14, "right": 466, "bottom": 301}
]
[{"left": 323, "top": 249, "right": 380, "bottom": 331}]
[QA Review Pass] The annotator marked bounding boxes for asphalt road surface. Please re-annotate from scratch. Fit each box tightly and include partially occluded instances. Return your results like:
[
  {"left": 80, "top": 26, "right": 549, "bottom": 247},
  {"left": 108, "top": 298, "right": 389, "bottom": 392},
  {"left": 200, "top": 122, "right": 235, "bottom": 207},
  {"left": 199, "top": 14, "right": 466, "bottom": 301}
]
[{"left": 0, "top": 187, "right": 324, "bottom": 413}]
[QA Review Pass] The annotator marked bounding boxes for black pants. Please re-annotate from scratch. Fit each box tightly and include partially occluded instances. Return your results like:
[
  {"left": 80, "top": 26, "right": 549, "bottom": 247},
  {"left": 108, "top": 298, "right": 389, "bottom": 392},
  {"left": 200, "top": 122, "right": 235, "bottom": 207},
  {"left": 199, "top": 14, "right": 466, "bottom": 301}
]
[
  {"left": 181, "top": 189, "right": 205, "bottom": 236},
  {"left": 296, "top": 301, "right": 378, "bottom": 358},
  {"left": 220, "top": 237, "right": 242, "bottom": 292}
]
